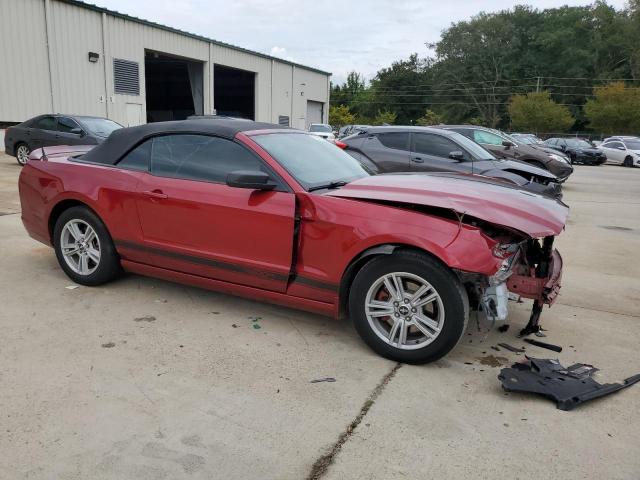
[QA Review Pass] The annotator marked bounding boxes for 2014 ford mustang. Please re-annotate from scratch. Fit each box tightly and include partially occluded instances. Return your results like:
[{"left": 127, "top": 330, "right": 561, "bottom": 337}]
[{"left": 18, "top": 119, "right": 568, "bottom": 363}]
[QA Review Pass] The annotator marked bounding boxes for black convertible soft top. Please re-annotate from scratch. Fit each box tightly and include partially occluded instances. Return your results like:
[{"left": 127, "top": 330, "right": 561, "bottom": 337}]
[{"left": 80, "top": 119, "right": 288, "bottom": 165}]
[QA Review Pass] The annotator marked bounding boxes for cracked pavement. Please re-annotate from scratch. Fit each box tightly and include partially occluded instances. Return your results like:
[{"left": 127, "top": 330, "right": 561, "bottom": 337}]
[{"left": 0, "top": 153, "right": 639, "bottom": 479}]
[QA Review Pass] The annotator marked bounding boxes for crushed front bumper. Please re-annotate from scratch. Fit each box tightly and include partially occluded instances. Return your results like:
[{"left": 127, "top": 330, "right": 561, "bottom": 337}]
[{"left": 507, "top": 249, "right": 563, "bottom": 306}]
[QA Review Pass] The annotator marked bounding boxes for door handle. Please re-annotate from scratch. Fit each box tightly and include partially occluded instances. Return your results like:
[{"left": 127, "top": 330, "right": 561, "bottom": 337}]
[
  {"left": 142, "top": 189, "right": 168, "bottom": 199},
  {"left": 412, "top": 157, "right": 424, "bottom": 163}
]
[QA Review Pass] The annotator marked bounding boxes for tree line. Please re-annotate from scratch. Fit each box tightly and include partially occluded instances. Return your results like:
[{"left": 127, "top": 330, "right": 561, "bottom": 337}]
[{"left": 329, "top": 1, "right": 640, "bottom": 136}]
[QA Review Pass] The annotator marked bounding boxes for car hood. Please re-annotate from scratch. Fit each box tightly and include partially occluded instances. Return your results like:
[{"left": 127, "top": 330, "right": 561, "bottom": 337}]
[
  {"left": 484, "top": 158, "right": 557, "bottom": 181},
  {"left": 326, "top": 173, "right": 568, "bottom": 237},
  {"left": 530, "top": 144, "right": 566, "bottom": 157}
]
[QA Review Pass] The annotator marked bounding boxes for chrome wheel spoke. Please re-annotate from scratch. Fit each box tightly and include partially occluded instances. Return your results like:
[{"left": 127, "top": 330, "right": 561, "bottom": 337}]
[
  {"left": 84, "top": 227, "right": 96, "bottom": 243},
  {"left": 366, "top": 300, "right": 395, "bottom": 318},
  {"left": 87, "top": 247, "right": 100, "bottom": 264},
  {"left": 412, "top": 291, "right": 438, "bottom": 309},
  {"left": 412, "top": 313, "right": 440, "bottom": 335},
  {"left": 383, "top": 273, "right": 404, "bottom": 301}
]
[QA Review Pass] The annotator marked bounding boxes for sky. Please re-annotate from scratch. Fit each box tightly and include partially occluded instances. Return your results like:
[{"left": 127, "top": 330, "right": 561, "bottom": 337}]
[{"left": 95, "top": 0, "right": 627, "bottom": 84}]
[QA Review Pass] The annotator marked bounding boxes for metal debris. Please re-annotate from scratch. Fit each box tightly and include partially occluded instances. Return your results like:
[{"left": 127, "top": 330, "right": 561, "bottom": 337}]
[
  {"left": 523, "top": 338, "right": 562, "bottom": 353},
  {"left": 499, "top": 357, "right": 640, "bottom": 411}
]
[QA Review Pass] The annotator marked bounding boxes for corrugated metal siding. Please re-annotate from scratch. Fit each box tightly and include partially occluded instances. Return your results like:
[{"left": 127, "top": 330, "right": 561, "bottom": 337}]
[
  {"left": 0, "top": 0, "right": 53, "bottom": 121},
  {"left": 48, "top": 0, "right": 105, "bottom": 116},
  {"left": 0, "top": 0, "right": 330, "bottom": 125}
]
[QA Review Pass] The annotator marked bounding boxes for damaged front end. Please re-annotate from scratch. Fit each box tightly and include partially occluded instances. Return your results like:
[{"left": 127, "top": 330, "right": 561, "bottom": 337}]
[{"left": 462, "top": 231, "right": 563, "bottom": 336}]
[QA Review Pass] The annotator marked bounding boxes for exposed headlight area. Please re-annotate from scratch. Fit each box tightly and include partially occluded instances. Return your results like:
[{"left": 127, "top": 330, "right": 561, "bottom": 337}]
[{"left": 549, "top": 153, "right": 570, "bottom": 164}]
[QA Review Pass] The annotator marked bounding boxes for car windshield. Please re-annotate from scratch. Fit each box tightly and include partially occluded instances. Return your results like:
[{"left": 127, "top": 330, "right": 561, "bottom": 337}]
[
  {"left": 448, "top": 131, "right": 497, "bottom": 161},
  {"left": 565, "top": 138, "right": 592, "bottom": 148},
  {"left": 77, "top": 118, "right": 122, "bottom": 137},
  {"left": 625, "top": 140, "right": 640, "bottom": 150},
  {"left": 309, "top": 124, "right": 332, "bottom": 133},
  {"left": 253, "top": 133, "right": 370, "bottom": 190},
  {"left": 514, "top": 135, "right": 534, "bottom": 144}
]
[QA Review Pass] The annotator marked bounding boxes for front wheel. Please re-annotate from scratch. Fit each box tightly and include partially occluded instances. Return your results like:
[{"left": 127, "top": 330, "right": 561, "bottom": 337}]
[
  {"left": 624, "top": 156, "right": 634, "bottom": 168},
  {"left": 53, "top": 206, "right": 121, "bottom": 286},
  {"left": 15, "top": 143, "right": 30, "bottom": 166},
  {"left": 349, "top": 250, "right": 468, "bottom": 364}
]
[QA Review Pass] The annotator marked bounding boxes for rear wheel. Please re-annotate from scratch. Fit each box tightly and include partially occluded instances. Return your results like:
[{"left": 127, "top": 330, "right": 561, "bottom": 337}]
[
  {"left": 349, "top": 250, "right": 468, "bottom": 364},
  {"left": 15, "top": 143, "right": 30, "bottom": 166},
  {"left": 624, "top": 156, "right": 634, "bottom": 167},
  {"left": 53, "top": 206, "right": 121, "bottom": 285}
]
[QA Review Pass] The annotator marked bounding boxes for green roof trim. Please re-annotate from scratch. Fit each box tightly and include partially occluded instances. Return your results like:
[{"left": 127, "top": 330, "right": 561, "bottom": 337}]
[{"left": 57, "top": 0, "right": 332, "bottom": 76}]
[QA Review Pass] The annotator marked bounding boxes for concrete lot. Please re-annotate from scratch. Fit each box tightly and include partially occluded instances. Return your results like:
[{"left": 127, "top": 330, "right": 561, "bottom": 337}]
[{"left": 0, "top": 152, "right": 638, "bottom": 479}]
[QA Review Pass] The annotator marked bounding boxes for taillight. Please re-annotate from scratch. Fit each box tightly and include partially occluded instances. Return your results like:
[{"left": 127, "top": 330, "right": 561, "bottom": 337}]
[{"left": 334, "top": 140, "right": 347, "bottom": 149}]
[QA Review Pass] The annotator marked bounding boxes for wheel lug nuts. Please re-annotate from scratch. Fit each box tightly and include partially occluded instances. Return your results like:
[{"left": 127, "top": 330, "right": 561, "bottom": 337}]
[
  {"left": 394, "top": 313, "right": 399, "bottom": 317},
  {"left": 404, "top": 299, "right": 409, "bottom": 303},
  {"left": 411, "top": 308, "right": 416, "bottom": 313}
]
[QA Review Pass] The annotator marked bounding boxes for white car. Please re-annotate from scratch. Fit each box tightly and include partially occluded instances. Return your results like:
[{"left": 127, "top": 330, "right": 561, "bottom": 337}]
[
  {"left": 600, "top": 137, "right": 640, "bottom": 167},
  {"left": 308, "top": 123, "right": 335, "bottom": 141}
]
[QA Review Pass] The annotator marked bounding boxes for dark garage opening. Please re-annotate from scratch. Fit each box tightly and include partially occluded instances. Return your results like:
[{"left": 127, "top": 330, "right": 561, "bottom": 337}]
[
  {"left": 214, "top": 65, "right": 255, "bottom": 120},
  {"left": 145, "top": 50, "right": 203, "bottom": 122}
]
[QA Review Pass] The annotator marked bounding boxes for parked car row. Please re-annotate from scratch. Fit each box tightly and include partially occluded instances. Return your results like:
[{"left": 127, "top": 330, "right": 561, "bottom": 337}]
[
  {"left": 4, "top": 114, "right": 123, "bottom": 165},
  {"left": 18, "top": 117, "right": 567, "bottom": 363},
  {"left": 338, "top": 126, "right": 564, "bottom": 198}
]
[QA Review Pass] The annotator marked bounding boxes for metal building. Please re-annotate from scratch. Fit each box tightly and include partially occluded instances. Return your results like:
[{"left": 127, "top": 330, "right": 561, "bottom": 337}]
[{"left": 0, "top": 0, "right": 331, "bottom": 129}]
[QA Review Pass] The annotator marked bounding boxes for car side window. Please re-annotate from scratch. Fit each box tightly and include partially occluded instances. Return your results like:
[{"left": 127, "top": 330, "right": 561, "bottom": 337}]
[
  {"left": 473, "top": 130, "right": 504, "bottom": 146},
  {"left": 57, "top": 117, "right": 81, "bottom": 133},
  {"left": 413, "top": 133, "right": 467, "bottom": 159},
  {"left": 377, "top": 132, "right": 410, "bottom": 151},
  {"left": 605, "top": 141, "right": 623, "bottom": 149},
  {"left": 117, "top": 140, "right": 152, "bottom": 171},
  {"left": 33, "top": 116, "right": 57, "bottom": 131},
  {"left": 150, "top": 134, "right": 271, "bottom": 184}
]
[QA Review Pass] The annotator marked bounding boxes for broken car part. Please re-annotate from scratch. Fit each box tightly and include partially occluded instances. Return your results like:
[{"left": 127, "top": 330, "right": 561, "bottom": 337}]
[
  {"left": 498, "top": 343, "right": 525, "bottom": 353},
  {"left": 523, "top": 338, "right": 562, "bottom": 353},
  {"left": 498, "top": 358, "right": 640, "bottom": 411},
  {"left": 310, "top": 377, "right": 336, "bottom": 383}
]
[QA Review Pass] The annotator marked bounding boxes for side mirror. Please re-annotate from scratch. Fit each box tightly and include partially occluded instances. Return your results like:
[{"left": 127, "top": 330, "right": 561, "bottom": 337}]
[
  {"left": 70, "top": 128, "right": 84, "bottom": 136},
  {"left": 502, "top": 140, "right": 515, "bottom": 148},
  {"left": 449, "top": 151, "right": 466, "bottom": 161},
  {"left": 226, "top": 170, "right": 276, "bottom": 191}
]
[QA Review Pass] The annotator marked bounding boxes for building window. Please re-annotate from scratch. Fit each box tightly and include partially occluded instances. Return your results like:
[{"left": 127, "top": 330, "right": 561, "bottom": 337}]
[{"left": 113, "top": 58, "right": 140, "bottom": 95}]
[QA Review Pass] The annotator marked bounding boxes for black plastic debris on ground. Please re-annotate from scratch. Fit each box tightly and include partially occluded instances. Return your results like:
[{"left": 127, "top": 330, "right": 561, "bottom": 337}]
[
  {"left": 498, "top": 343, "right": 525, "bottom": 353},
  {"left": 498, "top": 357, "right": 640, "bottom": 411}
]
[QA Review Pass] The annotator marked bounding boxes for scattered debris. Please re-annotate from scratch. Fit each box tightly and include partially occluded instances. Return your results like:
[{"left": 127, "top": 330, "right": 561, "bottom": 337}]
[
  {"left": 231, "top": 324, "right": 238, "bottom": 328},
  {"left": 154, "top": 299, "right": 167, "bottom": 303},
  {"left": 310, "top": 377, "right": 336, "bottom": 383},
  {"left": 523, "top": 338, "right": 562, "bottom": 353},
  {"left": 65, "top": 285, "right": 79, "bottom": 290},
  {"left": 477, "top": 355, "right": 509, "bottom": 367},
  {"left": 498, "top": 324, "right": 510, "bottom": 333},
  {"left": 491, "top": 345, "right": 501, "bottom": 352},
  {"left": 498, "top": 343, "right": 525, "bottom": 354},
  {"left": 209, "top": 311, "right": 220, "bottom": 314},
  {"left": 464, "top": 362, "right": 473, "bottom": 365},
  {"left": 179, "top": 345, "right": 184, "bottom": 348},
  {"left": 252, "top": 324, "right": 261, "bottom": 330},
  {"left": 498, "top": 357, "right": 640, "bottom": 411},
  {"left": 601, "top": 225, "right": 633, "bottom": 232},
  {"left": 134, "top": 315, "right": 156, "bottom": 322},
  {"left": 101, "top": 342, "right": 115, "bottom": 348}
]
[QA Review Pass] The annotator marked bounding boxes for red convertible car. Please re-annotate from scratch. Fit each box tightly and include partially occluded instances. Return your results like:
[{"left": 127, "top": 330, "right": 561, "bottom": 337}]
[{"left": 18, "top": 119, "right": 568, "bottom": 363}]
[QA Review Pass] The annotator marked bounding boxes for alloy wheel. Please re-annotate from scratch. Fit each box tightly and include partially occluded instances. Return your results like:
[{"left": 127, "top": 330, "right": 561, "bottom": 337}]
[
  {"left": 60, "top": 219, "right": 101, "bottom": 275},
  {"left": 364, "top": 272, "right": 445, "bottom": 350},
  {"left": 16, "top": 145, "right": 29, "bottom": 165}
]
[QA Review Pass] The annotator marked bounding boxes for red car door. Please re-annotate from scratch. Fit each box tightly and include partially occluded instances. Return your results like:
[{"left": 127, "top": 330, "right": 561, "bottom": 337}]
[{"left": 133, "top": 134, "right": 295, "bottom": 293}]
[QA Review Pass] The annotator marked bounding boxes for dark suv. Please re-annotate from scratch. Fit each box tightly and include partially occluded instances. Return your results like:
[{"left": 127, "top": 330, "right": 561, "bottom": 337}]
[
  {"left": 4, "top": 114, "right": 123, "bottom": 165},
  {"left": 438, "top": 125, "right": 573, "bottom": 181},
  {"left": 340, "top": 126, "right": 562, "bottom": 198}
]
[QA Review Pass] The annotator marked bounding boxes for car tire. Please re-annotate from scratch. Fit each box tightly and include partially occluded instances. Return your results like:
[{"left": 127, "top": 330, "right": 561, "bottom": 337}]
[
  {"left": 624, "top": 156, "right": 634, "bottom": 168},
  {"left": 53, "top": 206, "right": 121, "bottom": 286},
  {"left": 348, "top": 250, "right": 469, "bottom": 364},
  {"left": 15, "top": 143, "right": 30, "bottom": 166}
]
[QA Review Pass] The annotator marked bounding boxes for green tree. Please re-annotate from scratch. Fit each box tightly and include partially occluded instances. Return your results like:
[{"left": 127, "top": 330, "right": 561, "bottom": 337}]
[
  {"left": 329, "top": 104, "right": 355, "bottom": 130},
  {"left": 415, "top": 109, "right": 442, "bottom": 126},
  {"left": 584, "top": 82, "right": 640, "bottom": 134},
  {"left": 372, "top": 110, "right": 397, "bottom": 125},
  {"left": 507, "top": 92, "right": 574, "bottom": 133}
]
